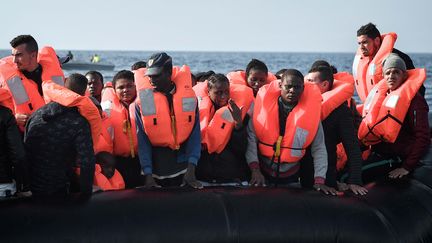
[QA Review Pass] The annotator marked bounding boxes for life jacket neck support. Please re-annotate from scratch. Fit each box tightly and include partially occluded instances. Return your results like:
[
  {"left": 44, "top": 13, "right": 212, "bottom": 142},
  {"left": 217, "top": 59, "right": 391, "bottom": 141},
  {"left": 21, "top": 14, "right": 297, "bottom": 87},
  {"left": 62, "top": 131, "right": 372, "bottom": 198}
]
[
  {"left": 101, "top": 88, "right": 137, "bottom": 157},
  {"left": 358, "top": 68, "right": 426, "bottom": 145},
  {"left": 0, "top": 46, "right": 64, "bottom": 130},
  {"left": 353, "top": 33, "right": 397, "bottom": 102},
  {"left": 253, "top": 81, "right": 321, "bottom": 163},
  {"left": 320, "top": 72, "right": 355, "bottom": 120},
  {"left": 42, "top": 80, "right": 102, "bottom": 147},
  {"left": 194, "top": 81, "right": 254, "bottom": 153},
  {"left": 0, "top": 88, "right": 14, "bottom": 113},
  {"left": 227, "top": 70, "right": 277, "bottom": 87},
  {"left": 136, "top": 65, "right": 197, "bottom": 150}
]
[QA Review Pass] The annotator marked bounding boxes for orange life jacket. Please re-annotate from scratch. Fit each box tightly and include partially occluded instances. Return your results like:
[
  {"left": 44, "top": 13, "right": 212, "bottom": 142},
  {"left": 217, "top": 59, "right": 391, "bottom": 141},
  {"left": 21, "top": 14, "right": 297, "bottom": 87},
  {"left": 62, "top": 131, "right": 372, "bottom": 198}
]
[
  {"left": 320, "top": 72, "right": 355, "bottom": 120},
  {"left": 227, "top": 70, "right": 277, "bottom": 87},
  {"left": 135, "top": 65, "right": 197, "bottom": 150},
  {"left": 0, "top": 46, "right": 64, "bottom": 119},
  {"left": 0, "top": 88, "right": 14, "bottom": 113},
  {"left": 253, "top": 81, "right": 321, "bottom": 162},
  {"left": 193, "top": 81, "right": 254, "bottom": 153},
  {"left": 42, "top": 80, "right": 101, "bottom": 146},
  {"left": 76, "top": 164, "right": 125, "bottom": 191},
  {"left": 94, "top": 113, "right": 114, "bottom": 154},
  {"left": 101, "top": 87, "right": 138, "bottom": 157},
  {"left": 352, "top": 33, "right": 397, "bottom": 102},
  {"left": 358, "top": 68, "right": 426, "bottom": 145}
]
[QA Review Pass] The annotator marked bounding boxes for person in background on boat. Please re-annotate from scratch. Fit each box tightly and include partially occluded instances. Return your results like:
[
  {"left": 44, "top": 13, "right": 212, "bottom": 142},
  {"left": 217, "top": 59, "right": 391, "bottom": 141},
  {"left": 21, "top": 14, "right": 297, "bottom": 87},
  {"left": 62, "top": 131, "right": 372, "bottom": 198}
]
[
  {"left": 194, "top": 74, "right": 254, "bottom": 185},
  {"left": 67, "top": 51, "right": 73, "bottom": 61},
  {"left": 101, "top": 70, "right": 143, "bottom": 188},
  {"left": 131, "top": 61, "right": 147, "bottom": 71},
  {"left": 246, "top": 69, "right": 336, "bottom": 194},
  {"left": 275, "top": 69, "right": 287, "bottom": 80},
  {"left": 194, "top": 71, "right": 215, "bottom": 83},
  {"left": 0, "top": 35, "right": 64, "bottom": 131},
  {"left": 306, "top": 65, "right": 367, "bottom": 195},
  {"left": 24, "top": 73, "right": 95, "bottom": 197},
  {"left": 135, "top": 52, "right": 202, "bottom": 188},
  {"left": 91, "top": 54, "right": 100, "bottom": 63},
  {"left": 353, "top": 23, "right": 423, "bottom": 102},
  {"left": 85, "top": 71, "right": 104, "bottom": 103},
  {"left": 359, "top": 54, "right": 430, "bottom": 181},
  {"left": 227, "top": 59, "right": 277, "bottom": 97},
  {"left": 0, "top": 88, "right": 30, "bottom": 197}
]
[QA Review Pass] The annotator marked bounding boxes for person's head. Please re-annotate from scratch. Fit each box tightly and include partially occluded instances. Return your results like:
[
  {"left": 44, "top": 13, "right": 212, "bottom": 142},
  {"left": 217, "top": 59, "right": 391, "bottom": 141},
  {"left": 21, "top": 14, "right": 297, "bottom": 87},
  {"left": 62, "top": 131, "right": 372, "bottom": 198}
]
[
  {"left": 113, "top": 70, "right": 136, "bottom": 105},
  {"left": 280, "top": 69, "right": 304, "bottom": 104},
  {"left": 145, "top": 52, "right": 173, "bottom": 92},
  {"left": 306, "top": 66, "right": 334, "bottom": 94},
  {"left": 10, "top": 35, "right": 39, "bottom": 72},
  {"left": 65, "top": 73, "right": 88, "bottom": 96},
  {"left": 382, "top": 53, "right": 407, "bottom": 91},
  {"left": 131, "top": 61, "right": 147, "bottom": 71},
  {"left": 207, "top": 73, "right": 230, "bottom": 108},
  {"left": 245, "top": 59, "right": 268, "bottom": 94},
  {"left": 85, "top": 71, "right": 104, "bottom": 101},
  {"left": 310, "top": 60, "right": 338, "bottom": 74},
  {"left": 357, "top": 23, "right": 381, "bottom": 57},
  {"left": 275, "top": 69, "right": 288, "bottom": 79},
  {"left": 195, "top": 70, "right": 216, "bottom": 82}
]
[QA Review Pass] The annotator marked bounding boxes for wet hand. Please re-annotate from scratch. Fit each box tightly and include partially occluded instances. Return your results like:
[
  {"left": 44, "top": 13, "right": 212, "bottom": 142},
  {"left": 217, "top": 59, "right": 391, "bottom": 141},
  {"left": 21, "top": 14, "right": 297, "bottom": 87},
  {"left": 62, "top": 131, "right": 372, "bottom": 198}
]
[
  {"left": 389, "top": 167, "right": 409, "bottom": 179},
  {"left": 314, "top": 184, "right": 337, "bottom": 196},
  {"left": 145, "top": 174, "right": 161, "bottom": 188},
  {"left": 182, "top": 164, "right": 203, "bottom": 189},
  {"left": 15, "top": 113, "right": 29, "bottom": 127},
  {"left": 228, "top": 99, "right": 243, "bottom": 129},
  {"left": 249, "top": 169, "right": 266, "bottom": 187},
  {"left": 348, "top": 184, "right": 368, "bottom": 195}
]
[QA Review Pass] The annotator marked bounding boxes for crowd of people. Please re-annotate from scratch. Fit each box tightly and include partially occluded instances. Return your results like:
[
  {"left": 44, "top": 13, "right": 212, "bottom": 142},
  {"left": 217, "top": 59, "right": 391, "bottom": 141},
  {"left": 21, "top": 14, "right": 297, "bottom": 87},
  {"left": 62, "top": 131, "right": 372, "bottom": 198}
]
[{"left": 0, "top": 22, "right": 429, "bottom": 199}]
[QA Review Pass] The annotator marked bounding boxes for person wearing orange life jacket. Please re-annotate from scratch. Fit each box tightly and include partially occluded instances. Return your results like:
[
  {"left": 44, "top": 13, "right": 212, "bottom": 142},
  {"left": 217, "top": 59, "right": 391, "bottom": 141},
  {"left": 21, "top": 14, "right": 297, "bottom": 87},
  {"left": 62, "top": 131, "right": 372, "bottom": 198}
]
[
  {"left": 0, "top": 35, "right": 64, "bottom": 131},
  {"left": 101, "top": 70, "right": 143, "bottom": 189},
  {"left": 24, "top": 74, "right": 95, "bottom": 197},
  {"left": 0, "top": 88, "right": 30, "bottom": 197},
  {"left": 194, "top": 74, "right": 254, "bottom": 184},
  {"left": 246, "top": 69, "right": 336, "bottom": 195},
  {"left": 135, "top": 52, "right": 202, "bottom": 189},
  {"left": 227, "top": 59, "right": 277, "bottom": 97},
  {"left": 85, "top": 71, "right": 104, "bottom": 103},
  {"left": 359, "top": 54, "right": 430, "bottom": 182},
  {"left": 88, "top": 98, "right": 125, "bottom": 191},
  {"left": 306, "top": 65, "right": 367, "bottom": 195},
  {"left": 353, "top": 23, "right": 422, "bottom": 103}
]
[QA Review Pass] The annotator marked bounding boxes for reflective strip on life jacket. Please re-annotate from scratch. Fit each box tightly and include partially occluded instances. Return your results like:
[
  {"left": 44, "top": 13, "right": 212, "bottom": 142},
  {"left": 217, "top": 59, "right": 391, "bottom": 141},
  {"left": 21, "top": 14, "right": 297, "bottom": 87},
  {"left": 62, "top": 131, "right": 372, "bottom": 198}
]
[
  {"left": 139, "top": 89, "right": 156, "bottom": 115},
  {"left": 6, "top": 76, "right": 29, "bottom": 105}
]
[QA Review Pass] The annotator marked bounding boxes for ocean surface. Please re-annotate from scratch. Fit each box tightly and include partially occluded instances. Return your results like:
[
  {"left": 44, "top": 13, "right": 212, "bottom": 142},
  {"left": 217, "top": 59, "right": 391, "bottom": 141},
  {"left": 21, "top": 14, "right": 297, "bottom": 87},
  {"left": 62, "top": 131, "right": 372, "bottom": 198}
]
[{"left": 1, "top": 50, "right": 431, "bottom": 106}]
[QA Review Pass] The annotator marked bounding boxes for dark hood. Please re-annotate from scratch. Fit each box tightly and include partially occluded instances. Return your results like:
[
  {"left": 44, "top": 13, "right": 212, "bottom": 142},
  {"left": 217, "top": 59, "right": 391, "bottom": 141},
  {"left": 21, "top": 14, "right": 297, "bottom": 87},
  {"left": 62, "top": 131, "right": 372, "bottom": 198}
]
[{"left": 42, "top": 102, "right": 78, "bottom": 121}]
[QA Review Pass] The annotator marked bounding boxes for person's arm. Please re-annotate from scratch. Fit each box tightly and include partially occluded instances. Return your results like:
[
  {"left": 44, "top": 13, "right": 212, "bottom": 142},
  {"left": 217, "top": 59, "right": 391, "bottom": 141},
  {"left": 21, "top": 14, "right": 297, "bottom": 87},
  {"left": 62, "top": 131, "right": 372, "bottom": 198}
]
[
  {"left": 75, "top": 119, "right": 96, "bottom": 195},
  {"left": 183, "top": 107, "right": 203, "bottom": 189},
  {"left": 245, "top": 110, "right": 265, "bottom": 186},
  {"left": 402, "top": 95, "right": 430, "bottom": 171},
  {"left": 3, "top": 108, "right": 29, "bottom": 191},
  {"left": 310, "top": 122, "right": 328, "bottom": 184},
  {"left": 135, "top": 105, "right": 153, "bottom": 175},
  {"left": 337, "top": 106, "right": 363, "bottom": 186}
]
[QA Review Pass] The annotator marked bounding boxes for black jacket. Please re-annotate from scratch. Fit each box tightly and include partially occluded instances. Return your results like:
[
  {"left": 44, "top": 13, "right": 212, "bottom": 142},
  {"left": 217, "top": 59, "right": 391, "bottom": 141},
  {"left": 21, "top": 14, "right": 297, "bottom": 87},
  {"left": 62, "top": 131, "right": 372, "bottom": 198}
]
[
  {"left": 24, "top": 102, "right": 95, "bottom": 195},
  {"left": 0, "top": 106, "right": 28, "bottom": 187}
]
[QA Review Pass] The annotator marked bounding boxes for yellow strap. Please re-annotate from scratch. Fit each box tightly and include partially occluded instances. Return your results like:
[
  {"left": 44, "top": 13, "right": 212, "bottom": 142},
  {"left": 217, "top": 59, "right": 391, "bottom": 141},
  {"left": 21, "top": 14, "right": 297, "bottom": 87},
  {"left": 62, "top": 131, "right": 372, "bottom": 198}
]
[
  {"left": 123, "top": 120, "right": 135, "bottom": 158},
  {"left": 171, "top": 115, "right": 180, "bottom": 150},
  {"left": 274, "top": 135, "right": 283, "bottom": 157}
]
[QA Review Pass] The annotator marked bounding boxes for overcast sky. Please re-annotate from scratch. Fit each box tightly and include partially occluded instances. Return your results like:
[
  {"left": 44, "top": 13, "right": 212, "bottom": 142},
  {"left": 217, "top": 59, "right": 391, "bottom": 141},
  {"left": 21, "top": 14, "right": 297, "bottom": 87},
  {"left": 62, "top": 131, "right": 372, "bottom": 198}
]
[{"left": 2, "top": 0, "right": 431, "bottom": 53}]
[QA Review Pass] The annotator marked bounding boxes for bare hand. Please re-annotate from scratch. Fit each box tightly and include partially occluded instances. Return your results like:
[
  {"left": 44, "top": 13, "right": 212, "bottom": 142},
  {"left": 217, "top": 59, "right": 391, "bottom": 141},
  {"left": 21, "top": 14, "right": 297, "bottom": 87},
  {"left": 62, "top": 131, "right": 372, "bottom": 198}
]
[
  {"left": 314, "top": 184, "right": 338, "bottom": 196},
  {"left": 15, "top": 113, "right": 29, "bottom": 127},
  {"left": 249, "top": 169, "right": 266, "bottom": 187},
  {"left": 389, "top": 167, "right": 409, "bottom": 179},
  {"left": 348, "top": 184, "right": 368, "bottom": 195},
  {"left": 144, "top": 174, "right": 161, "bottom": 188},
  {"left": 228, "top": 99, "right": 243, "bottom": 129},
  {"left": 182, "top": 164, "right": 203, "bottom": 189}
]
